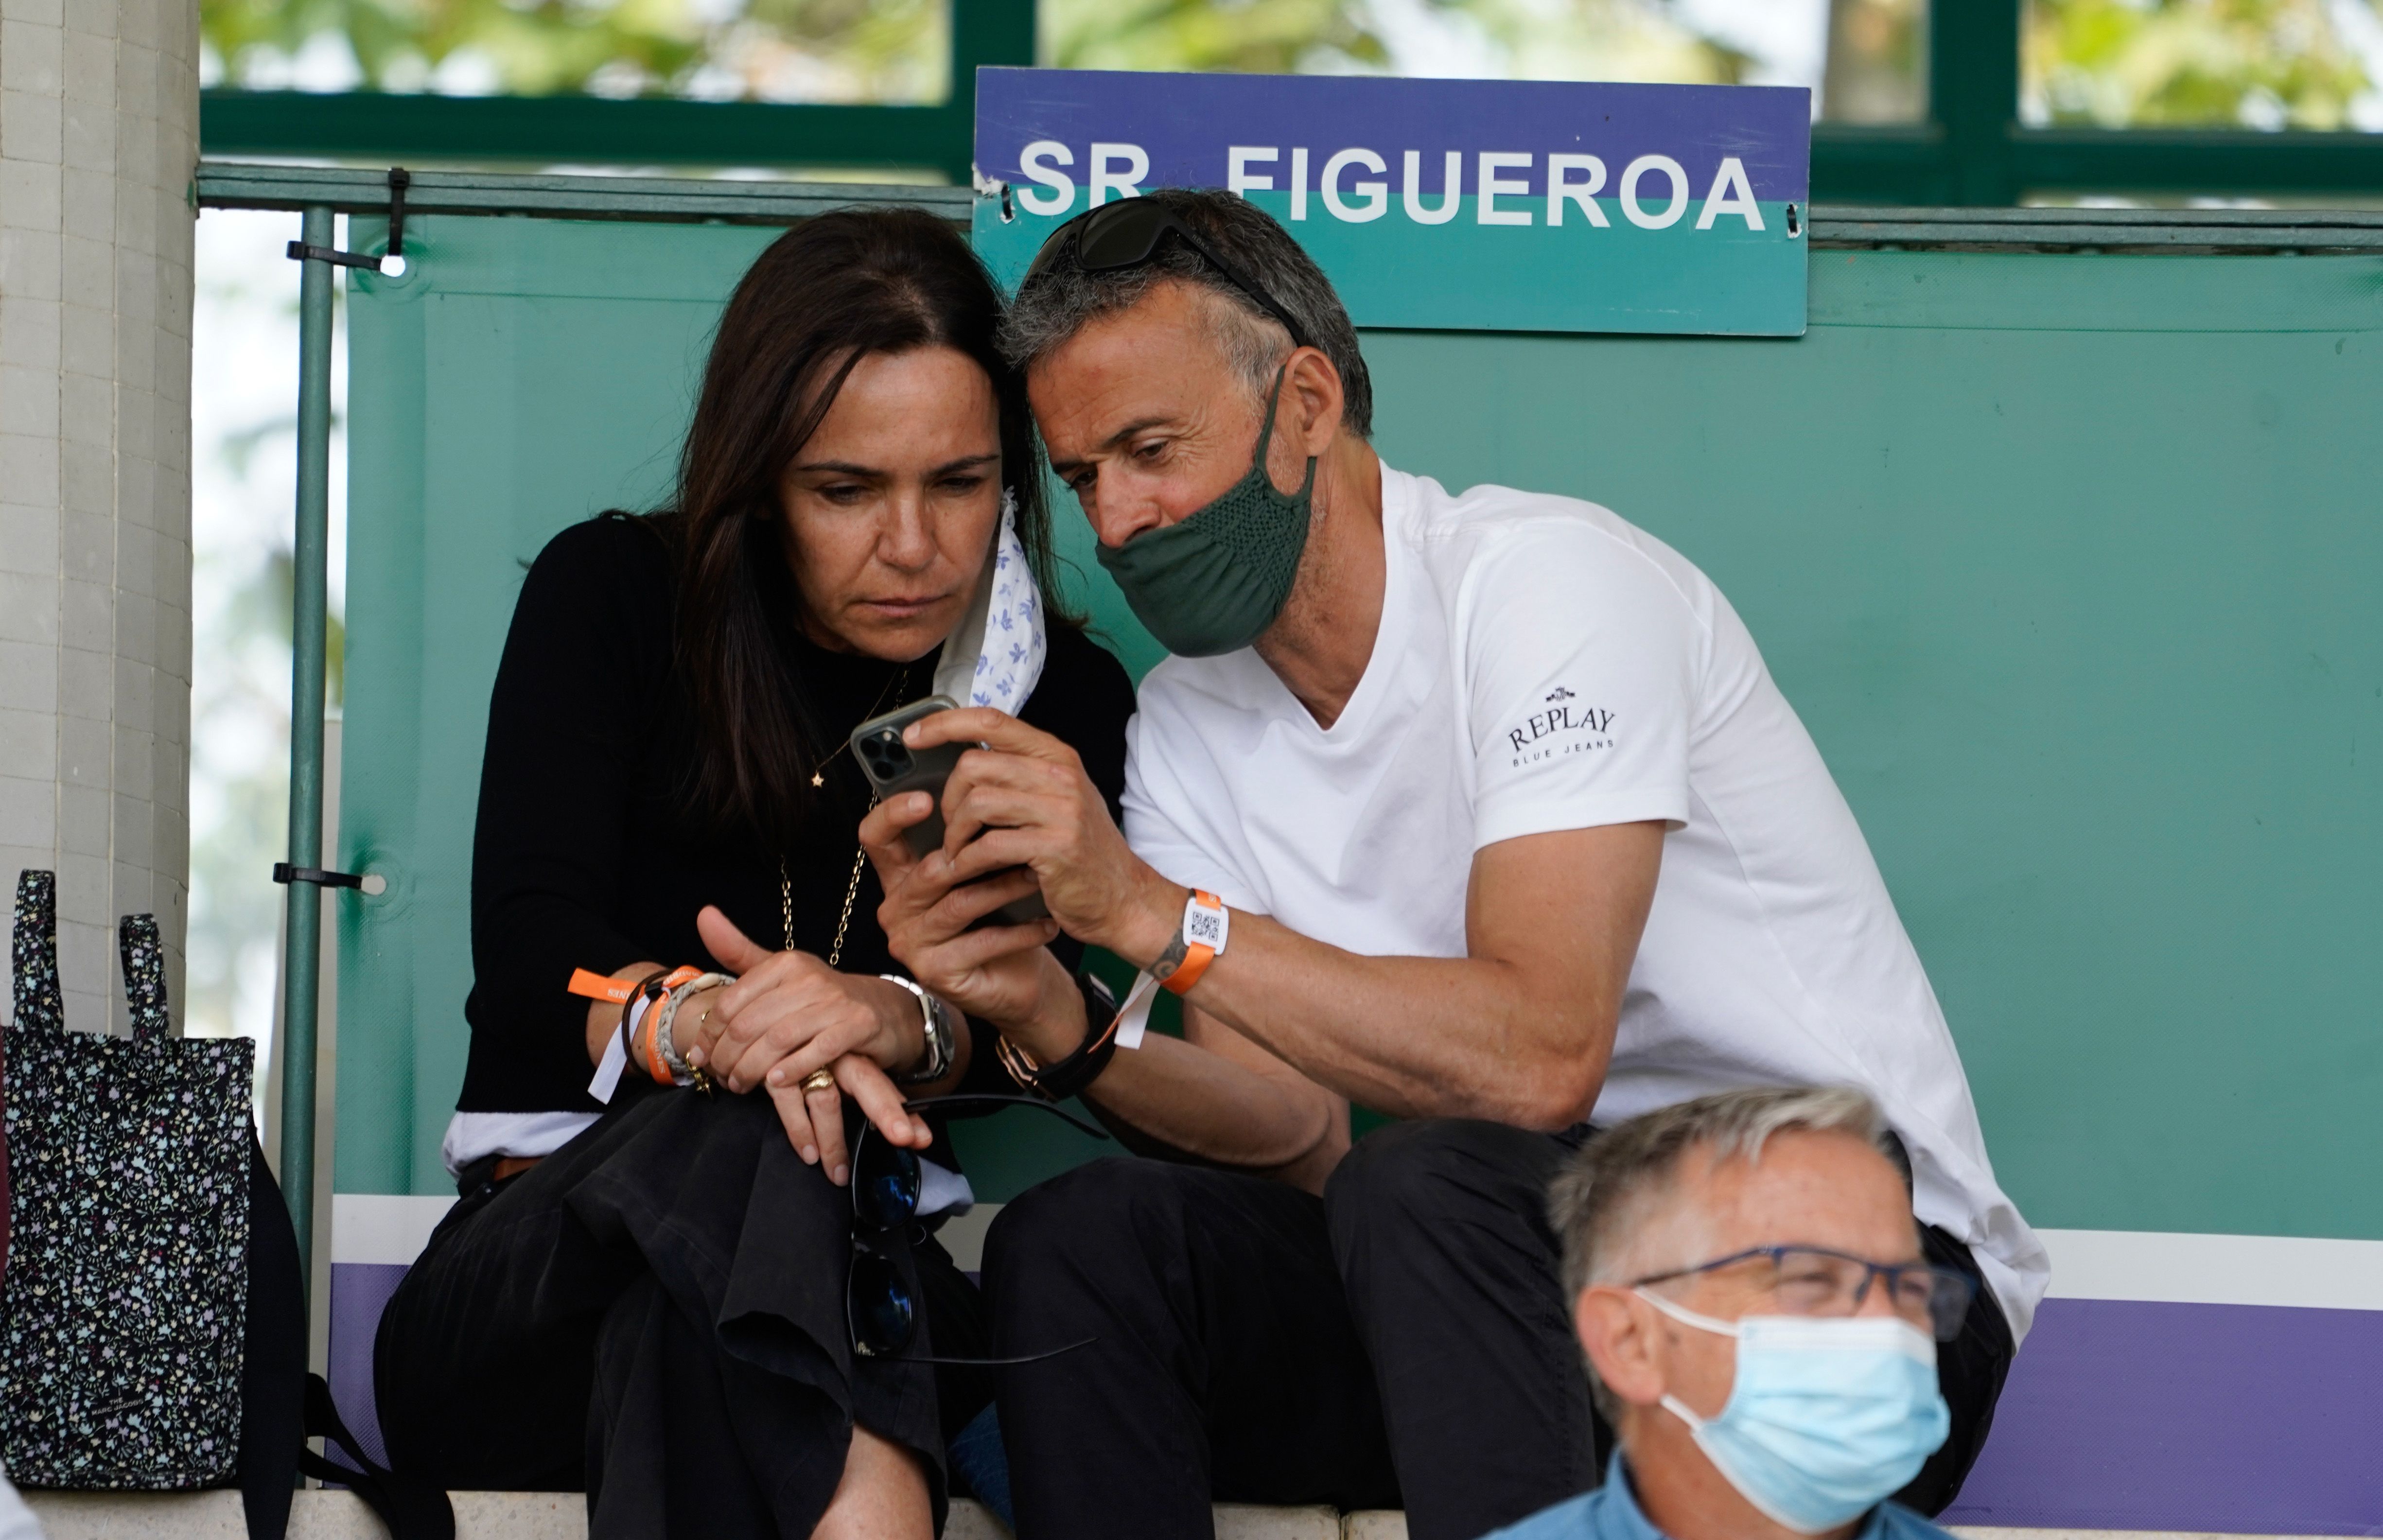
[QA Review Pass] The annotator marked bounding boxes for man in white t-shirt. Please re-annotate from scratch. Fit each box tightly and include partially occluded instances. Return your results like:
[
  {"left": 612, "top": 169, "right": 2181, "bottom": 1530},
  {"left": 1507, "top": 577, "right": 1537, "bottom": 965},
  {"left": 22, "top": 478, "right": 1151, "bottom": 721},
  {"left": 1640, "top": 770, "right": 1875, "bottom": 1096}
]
[{"left": 861, "top": 190, "right": 2046, "bottom": 1540}]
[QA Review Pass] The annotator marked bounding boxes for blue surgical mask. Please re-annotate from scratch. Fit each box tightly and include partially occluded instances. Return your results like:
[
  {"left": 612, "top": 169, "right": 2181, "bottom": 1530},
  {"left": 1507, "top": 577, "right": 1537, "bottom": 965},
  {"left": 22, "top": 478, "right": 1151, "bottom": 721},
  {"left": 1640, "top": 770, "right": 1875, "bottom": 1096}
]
[{"left": 1635, "top": 1289, "right": 1950, "bottom": 1534}]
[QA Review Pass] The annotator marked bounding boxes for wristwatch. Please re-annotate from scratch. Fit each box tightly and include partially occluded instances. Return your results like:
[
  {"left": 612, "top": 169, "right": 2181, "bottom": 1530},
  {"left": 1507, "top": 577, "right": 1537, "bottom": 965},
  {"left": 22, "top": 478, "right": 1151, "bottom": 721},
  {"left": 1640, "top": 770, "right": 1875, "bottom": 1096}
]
[
  {"left": 881, "top": 975, "right": 957, "bottom": 1085},
  {"left": 996, "top": 972, "right": 1122, "bottom": 1102}
]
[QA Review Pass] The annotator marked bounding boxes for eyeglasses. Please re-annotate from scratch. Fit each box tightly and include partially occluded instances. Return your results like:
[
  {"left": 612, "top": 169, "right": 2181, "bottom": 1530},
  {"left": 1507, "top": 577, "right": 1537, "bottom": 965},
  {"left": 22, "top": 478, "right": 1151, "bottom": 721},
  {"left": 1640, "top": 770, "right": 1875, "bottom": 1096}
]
[
  {"left": 1632, "top": 1245, "right": 1977, "bottom": 1342},
  {"left": 848, "top": 1093, "right": 1107, "bottom": 1365},
  {"left": 1021, "top": 198, "right": 1318, "bottom": 354}
]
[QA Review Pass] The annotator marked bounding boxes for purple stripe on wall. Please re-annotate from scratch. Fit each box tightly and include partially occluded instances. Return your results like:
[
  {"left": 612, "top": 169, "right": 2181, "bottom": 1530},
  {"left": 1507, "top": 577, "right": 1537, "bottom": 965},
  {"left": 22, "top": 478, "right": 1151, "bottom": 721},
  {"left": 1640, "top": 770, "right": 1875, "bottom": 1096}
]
[
  {"left": 328, "top": 1261, "right": 409, "bottom": 1470},
  {"left": 1945, "top": 1297, "right": 2383, "bottom": 1534}
]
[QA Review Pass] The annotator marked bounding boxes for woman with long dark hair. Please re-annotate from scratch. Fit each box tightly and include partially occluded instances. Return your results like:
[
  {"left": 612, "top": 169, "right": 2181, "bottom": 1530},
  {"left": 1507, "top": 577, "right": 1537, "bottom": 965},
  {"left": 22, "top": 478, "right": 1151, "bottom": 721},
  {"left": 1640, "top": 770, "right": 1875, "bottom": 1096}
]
[{"left": 372, "top": 208, "right": 1134, "bottom": 1537}]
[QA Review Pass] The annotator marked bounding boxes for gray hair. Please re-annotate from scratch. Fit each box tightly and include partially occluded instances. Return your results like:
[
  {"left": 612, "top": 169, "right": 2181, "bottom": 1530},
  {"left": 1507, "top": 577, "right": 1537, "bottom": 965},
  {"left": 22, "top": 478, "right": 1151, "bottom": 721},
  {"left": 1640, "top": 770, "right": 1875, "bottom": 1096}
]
[
  {"left": 1547, "top": 1086, "right": 1892, "bottom": 1418},
  {"left": 998, "top": 188, "right": 1374, "bottom": 439},
  {"left": 1552, "top": 1086, "right": 1895, "bottom": 1300}
]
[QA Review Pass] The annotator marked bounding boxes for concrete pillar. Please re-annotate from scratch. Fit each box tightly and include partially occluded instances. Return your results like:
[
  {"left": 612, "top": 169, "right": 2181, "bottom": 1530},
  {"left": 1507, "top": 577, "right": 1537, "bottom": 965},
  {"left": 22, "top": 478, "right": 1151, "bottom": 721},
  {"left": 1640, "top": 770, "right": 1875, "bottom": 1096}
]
[{"left": 0, "top": 0, "right": 197, "bottom": 1032}]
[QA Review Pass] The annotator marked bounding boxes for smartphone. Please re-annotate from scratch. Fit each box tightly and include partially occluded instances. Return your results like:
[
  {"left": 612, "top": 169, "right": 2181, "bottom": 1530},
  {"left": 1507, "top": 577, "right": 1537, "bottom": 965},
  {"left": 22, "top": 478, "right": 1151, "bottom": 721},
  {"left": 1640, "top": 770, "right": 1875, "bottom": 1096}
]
[{"left": 850, "top": 696, "right": 1051, "bottom": 927}]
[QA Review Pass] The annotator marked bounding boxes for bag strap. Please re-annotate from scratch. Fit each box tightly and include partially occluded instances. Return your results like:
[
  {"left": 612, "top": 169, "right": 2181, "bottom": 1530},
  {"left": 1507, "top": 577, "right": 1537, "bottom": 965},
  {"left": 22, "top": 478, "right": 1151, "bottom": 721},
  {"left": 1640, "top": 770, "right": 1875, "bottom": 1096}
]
[
  {"left": 116, "top": 913, "right": 170, "bottom": 1043},
  {"left": 0, "top": 880, "right": 15, "bottom": 1280},
  {"left": 298, "top": 1373, "right": 456, "bottom": 1540},
  {"left": 9, "top": 871, "right": 62, "bottom": 1037},
  {"left": 5, "top": 872, "right": 55, "bottom": 1281}
]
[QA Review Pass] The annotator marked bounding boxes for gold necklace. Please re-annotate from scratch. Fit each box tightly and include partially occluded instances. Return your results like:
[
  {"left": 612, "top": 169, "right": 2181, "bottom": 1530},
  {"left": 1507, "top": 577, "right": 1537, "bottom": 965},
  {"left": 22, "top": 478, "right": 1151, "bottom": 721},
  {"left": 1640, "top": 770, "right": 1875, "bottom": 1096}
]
[
  {"left": 805, "top": 662, "right": 913, "bottom": 788},
  {"left": 785, "top": 663, "right": 911, "bottom": 965}
]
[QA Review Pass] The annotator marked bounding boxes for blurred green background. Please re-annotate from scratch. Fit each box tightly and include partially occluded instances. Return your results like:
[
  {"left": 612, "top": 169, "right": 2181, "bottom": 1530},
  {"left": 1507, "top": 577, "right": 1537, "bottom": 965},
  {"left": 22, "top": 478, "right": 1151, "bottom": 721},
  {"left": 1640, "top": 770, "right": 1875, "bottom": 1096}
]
[{"left": 196, "top": 0, "right": 2383, "bottom": 135}]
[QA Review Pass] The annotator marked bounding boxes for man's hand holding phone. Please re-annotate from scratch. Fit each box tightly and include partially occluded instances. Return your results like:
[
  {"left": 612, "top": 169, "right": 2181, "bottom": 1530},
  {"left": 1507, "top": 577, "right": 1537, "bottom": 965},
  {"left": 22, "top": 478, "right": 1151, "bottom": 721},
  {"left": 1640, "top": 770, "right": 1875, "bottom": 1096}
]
[
  {"left": 871, "top": 707, "right": 1179, "bottom": 978},
  {"left": 851, "top": 696, "right": 1050, "bottom": 928}
]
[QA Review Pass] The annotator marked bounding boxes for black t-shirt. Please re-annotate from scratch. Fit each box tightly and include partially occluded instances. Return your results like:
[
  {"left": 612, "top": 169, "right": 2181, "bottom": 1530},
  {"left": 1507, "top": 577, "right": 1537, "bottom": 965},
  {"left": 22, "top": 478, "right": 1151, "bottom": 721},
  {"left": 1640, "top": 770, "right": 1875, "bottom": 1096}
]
[{"left": 459, "top": 513, "right": 1137, "bottom": 1114}]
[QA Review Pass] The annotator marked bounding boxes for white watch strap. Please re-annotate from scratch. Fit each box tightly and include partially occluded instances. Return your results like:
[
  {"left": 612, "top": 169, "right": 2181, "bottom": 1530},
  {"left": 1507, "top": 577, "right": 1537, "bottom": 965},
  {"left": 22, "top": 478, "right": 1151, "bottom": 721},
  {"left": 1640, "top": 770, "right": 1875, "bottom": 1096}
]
[{"left": 1115, "top": 973, "right": 1159, "bottom": 1051}]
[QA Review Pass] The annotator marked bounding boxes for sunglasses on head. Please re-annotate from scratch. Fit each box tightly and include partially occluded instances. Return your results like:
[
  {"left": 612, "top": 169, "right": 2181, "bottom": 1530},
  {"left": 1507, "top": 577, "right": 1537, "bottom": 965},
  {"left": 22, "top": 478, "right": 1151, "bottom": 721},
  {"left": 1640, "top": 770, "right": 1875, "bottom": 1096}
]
[
  {"left": 1022, "top": 198, "right": 1318, "bottom": 354},
  {"left": 847, "top": 1093, "right": 1108, "bottom": 1365}
]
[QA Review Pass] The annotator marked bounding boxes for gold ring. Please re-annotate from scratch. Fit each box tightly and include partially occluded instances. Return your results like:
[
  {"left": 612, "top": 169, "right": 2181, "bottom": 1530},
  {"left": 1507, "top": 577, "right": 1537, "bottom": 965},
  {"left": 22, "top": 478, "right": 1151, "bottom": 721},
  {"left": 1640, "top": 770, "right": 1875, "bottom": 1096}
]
[{"left": 800, "top": 1068, "right": 838, "bottom": 1095}]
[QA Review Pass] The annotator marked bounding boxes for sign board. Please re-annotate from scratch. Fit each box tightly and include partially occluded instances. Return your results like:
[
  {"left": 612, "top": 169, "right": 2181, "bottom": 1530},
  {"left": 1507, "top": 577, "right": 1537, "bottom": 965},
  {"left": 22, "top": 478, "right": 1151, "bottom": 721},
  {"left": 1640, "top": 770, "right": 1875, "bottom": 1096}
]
[{"left": 970, "top": 67, "right": 1810, "bottom": 337}]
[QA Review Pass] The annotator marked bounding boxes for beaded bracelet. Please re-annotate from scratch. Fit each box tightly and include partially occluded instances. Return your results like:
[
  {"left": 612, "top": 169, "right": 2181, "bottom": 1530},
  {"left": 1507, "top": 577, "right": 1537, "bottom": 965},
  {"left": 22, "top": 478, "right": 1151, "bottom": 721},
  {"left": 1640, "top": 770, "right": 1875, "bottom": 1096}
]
[{"left": 654, "top": 971, "right": 734, "bottom": 1080}]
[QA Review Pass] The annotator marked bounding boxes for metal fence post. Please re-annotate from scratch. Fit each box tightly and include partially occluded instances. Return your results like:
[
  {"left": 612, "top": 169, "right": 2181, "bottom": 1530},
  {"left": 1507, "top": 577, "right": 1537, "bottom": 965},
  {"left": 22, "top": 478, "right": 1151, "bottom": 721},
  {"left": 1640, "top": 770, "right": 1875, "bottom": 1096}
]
[
  {"left": 1931, "top": 0, "right": 2023, "bottom": 205},
  {"left": 945, "top": 0, "right": 1038, "bottom": 180},
  {"left": 280, "top": 204, "right": 336, "bottom": 1288}
]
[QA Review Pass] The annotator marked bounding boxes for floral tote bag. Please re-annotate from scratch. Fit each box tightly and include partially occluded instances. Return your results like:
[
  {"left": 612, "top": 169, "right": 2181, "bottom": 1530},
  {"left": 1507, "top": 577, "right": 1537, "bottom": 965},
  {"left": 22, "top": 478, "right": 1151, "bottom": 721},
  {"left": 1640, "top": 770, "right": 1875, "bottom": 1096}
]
[{"left": 0, "top": 870, "right": 255, "bottom": 1488}]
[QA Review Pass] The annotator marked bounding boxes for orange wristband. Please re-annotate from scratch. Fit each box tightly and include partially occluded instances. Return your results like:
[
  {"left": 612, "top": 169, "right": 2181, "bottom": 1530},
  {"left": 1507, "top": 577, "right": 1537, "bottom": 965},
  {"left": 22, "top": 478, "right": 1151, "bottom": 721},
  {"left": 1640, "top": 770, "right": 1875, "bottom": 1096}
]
[
  {"left": 641, "top": 966, "right": 702, "bottom": 1084},
  {"left": 1160, "top": 891, "right": 1229, "bottom": 997},
  {"left": 572, "top": 966, "right": 701, "bottom": 1085},
  {"left": 568, "top": 967, "right": 637, "bottom": 1005}
]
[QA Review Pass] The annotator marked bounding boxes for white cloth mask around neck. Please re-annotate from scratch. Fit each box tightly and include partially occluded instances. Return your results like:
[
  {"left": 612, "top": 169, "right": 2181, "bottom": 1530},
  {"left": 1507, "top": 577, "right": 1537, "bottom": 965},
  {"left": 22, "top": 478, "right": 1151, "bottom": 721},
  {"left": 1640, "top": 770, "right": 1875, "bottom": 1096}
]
[{"left": 932, "top": 490, "right": 1047, "bottom": 712}]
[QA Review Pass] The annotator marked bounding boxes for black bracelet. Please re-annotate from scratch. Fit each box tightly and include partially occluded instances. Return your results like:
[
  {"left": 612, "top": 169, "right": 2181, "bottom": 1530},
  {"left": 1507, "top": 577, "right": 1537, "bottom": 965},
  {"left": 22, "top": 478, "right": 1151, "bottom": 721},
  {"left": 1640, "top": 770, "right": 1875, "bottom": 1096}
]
[
  {"left": 1040, "top": 973, "right": 1123, "bottom": 1101},
  {"left": 998, "top": 973, "right": 1121, "bottom": 1102}
]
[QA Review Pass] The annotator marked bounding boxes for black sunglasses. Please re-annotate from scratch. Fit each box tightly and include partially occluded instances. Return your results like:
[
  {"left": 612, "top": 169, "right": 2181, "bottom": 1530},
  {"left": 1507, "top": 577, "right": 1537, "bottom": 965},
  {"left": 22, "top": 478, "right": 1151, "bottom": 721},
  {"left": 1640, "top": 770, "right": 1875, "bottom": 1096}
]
[
  {"left": 1022, "top": 198, "right": 1318, "bottom": 353},
  {"left": 847, "top": 1093, "right": 1108, "bottom": 1365}
]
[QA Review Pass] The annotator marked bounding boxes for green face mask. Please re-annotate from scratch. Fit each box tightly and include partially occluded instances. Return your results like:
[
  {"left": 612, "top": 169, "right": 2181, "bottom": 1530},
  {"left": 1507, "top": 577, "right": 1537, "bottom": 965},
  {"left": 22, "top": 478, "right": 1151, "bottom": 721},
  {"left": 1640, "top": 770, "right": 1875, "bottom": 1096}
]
[{"left": 1095, "top": 372, "right": 1317, "bottom": 658}]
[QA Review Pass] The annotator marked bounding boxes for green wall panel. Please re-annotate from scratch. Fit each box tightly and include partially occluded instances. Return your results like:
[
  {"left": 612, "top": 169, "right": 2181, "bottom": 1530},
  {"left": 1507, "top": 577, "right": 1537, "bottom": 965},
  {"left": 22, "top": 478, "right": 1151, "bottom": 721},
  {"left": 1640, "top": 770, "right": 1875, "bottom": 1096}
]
[
  {"left": 339, "top": 213, "right": 2383, "bottom": 1242},
  {"left": 338, "top": 216, "right": 779, "bottom": 1197},
  {"left": 1361, "top": 253, "right": 2382, "bottom": 1241}
]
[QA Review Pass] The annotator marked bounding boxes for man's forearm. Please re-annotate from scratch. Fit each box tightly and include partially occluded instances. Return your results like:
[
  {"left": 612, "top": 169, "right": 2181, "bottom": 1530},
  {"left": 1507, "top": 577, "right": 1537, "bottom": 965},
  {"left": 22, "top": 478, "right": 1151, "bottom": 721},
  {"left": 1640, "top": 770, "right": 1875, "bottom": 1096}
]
[
  {"left": 1161, "top": 913, "right": 1609, "bottom": 1129},
  {"left": 993, "top": 952, "right": 1345, "bottom": 1188},
  {"left": 1084, "top": 825, "right": 1662, "bottom": 1131}
]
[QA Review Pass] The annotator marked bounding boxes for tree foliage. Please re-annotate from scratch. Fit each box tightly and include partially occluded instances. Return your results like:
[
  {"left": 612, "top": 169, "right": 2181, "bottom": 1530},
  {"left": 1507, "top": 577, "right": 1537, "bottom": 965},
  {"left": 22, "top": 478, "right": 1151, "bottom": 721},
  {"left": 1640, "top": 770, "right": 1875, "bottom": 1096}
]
[
  {"left": 201, "top": 0, "right": 946, "bottom": 100},
  {"left": 198, "top": 0, "right": 1788, "bottom": 99},
  {"left": 200, "top": 0, "right": 2379, "bottom": 135},
  {"left": 2025, "top": 0, "right": 2379, "bottom": 128},
  {"left": 1046, "top": 0, "right": 1390, "bottom": 75},
  {"left": 1043, "top": 0, "right": 1750, "bottom": 86}
]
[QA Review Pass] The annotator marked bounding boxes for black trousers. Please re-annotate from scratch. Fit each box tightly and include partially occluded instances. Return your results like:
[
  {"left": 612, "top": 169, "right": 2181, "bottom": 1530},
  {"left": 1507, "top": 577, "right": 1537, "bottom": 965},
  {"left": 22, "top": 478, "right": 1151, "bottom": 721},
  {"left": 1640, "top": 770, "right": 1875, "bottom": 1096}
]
[
  {"left": 984, "top": 1119, "right": 2014, "bottom": 1540},
  {"left": 374, "top": 1086, "right": 989, "bottom": 1538}
]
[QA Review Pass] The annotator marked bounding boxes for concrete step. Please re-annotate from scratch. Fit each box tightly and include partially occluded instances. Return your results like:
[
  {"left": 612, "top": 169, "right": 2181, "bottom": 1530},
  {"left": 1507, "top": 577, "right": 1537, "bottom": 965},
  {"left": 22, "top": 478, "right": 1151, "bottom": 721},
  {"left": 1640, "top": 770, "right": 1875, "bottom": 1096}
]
[
  {"left": 21, "top": 1491, "right": 1345, "bottom": 1539},
  {"left": 20, "top": 1491, "right": 2340, "bottom": 1540},
  {"left": 26, "top": 1490, "right": 586, "bottom": 1539}
]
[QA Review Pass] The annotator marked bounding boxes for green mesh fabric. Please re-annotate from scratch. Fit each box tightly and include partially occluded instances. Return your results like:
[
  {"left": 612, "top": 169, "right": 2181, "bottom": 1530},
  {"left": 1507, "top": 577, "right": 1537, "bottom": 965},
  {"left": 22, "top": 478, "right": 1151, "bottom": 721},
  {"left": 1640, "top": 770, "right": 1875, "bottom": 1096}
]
[{"left": 1093, "top": 375, "right": 1317, "bottom": 657}]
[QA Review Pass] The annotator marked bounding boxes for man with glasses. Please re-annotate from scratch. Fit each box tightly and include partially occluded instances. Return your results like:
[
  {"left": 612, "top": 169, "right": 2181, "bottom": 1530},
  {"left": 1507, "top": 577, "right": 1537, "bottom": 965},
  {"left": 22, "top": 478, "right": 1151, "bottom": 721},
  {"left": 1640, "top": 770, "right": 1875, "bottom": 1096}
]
[
  {"left": 866, "top": 188, "right": 2041, "bottom": 1540},
  {"left": 1491, "top": 1085, "right": 1975, "bottom": 1540}
]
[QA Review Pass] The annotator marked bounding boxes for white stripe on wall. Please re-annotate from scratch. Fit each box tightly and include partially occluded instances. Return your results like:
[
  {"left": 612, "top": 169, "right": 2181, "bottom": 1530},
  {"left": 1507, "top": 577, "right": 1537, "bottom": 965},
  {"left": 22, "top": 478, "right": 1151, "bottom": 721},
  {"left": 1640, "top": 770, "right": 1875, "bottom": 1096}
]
[
  {"left": 332, "top": 1194, "right": 456, "bottom": 1266},
  {"left": 2036, "top": 1228, "right": 2383, "bottom": 1312},
  {"left": 327, "top": 1200, "right": 2383, "bottom": 1313},
  {"left": 896, "top": 1217, "right": 2383, "bottom": 1310},
  {"left": 329, "top": 1193, "right": 1010, "bottom": 1271}
]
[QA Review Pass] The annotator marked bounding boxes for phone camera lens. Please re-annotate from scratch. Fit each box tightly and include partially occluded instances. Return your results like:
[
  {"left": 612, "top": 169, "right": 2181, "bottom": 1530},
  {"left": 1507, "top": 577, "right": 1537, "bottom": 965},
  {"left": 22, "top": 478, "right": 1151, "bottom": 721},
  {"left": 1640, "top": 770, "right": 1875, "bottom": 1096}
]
[{"left": 861, "top": 730, "right": 909, "bottom": 778}]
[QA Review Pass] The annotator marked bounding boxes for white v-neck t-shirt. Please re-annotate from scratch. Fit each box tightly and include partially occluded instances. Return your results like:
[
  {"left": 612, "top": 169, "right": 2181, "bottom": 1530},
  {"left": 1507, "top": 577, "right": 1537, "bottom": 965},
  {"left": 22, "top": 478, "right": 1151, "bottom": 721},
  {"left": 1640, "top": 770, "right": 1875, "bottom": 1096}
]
[{"left": 1120, "top": 466, "right": 2048, "bottom": 1338}]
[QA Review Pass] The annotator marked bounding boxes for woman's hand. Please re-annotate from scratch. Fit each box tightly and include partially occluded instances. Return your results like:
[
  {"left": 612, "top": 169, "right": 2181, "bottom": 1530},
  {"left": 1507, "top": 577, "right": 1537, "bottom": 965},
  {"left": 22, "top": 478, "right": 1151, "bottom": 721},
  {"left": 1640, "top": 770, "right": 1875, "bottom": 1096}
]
[
  {"left": 861, "top": 792, "right": 1065, "bottom": 1030},
  {"left": 681, "top": 906, "right": 932, "bottom": 1184},
  {"left": 771, "top": 1052, "right": 926, "bottom": 1190}
]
